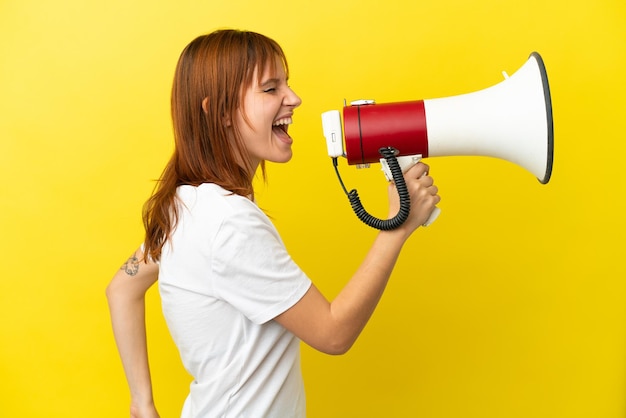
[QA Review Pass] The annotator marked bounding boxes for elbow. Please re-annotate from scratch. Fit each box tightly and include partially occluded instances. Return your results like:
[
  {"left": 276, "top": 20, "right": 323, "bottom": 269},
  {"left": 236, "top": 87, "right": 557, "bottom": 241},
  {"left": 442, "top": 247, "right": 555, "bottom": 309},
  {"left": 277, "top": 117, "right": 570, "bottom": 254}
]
[
  {"left": 325, "top": 345, "right": 352, "bottom": 356},
  {"left": 303, "top": 331, "right": 355, "bottom": 356},
  {"left": 307, "top": 319, "right": 362, "bottom": 355},
  {"left": 105, "top": 276, "right": 127, "bottom": 305},
  {"left": 318, "top": 335, "right": 356, "bottom": 356},
  {"left": 105, "top": 281, "right": 117, "bottom": 304}
]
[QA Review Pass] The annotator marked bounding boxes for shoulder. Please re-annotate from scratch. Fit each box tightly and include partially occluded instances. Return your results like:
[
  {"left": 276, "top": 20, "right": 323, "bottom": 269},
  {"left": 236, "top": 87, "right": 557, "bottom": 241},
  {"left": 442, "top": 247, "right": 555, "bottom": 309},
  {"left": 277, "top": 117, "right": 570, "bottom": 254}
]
[
  {"left": 174, "top": 183, "right": 274, "bottom": 238},
  {"left": 177, "top": 184, "right": 256, "bottom": 214}
]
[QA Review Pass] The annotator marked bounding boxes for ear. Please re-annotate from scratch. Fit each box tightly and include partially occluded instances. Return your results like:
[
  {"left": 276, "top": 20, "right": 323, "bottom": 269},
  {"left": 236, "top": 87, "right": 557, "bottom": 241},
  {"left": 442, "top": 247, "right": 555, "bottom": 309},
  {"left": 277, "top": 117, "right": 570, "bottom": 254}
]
[{"left": 203, "top": 97, "right": 232, "bottom": 126}]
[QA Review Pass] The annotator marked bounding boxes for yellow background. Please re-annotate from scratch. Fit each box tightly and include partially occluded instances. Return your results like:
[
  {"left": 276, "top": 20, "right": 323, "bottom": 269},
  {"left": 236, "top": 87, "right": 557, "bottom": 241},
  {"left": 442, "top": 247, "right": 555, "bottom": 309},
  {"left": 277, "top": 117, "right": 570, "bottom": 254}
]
[{"left": 1, "top": 0, "right": 624, "bottom": 417}]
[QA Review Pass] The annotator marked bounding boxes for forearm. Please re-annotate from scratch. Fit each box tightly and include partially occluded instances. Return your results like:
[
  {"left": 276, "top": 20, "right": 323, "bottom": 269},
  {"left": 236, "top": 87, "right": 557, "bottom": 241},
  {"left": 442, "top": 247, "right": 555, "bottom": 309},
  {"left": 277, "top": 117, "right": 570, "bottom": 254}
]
[
  {"left": 107, "top": 289, "right": 155, "bottom": 405},
  {"left": 328, "top": 229, "right": 408, "bottom": 350},
  {"left": 105, "top": 249, "right": 159, "bottom": 409},
  {"left": 277, "top": 228, "right": 409, "bottom": 355}
]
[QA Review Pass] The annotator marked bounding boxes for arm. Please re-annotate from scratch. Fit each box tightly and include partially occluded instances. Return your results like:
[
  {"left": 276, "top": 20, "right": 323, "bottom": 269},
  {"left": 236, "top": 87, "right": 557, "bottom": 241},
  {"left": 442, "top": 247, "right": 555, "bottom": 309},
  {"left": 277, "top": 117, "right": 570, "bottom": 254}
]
[
  {"left": 106, "top": 248, "right": 160, "bottom": 418},
  {"left": 275, "top": 162, "right": 440, "bottom": 355}
]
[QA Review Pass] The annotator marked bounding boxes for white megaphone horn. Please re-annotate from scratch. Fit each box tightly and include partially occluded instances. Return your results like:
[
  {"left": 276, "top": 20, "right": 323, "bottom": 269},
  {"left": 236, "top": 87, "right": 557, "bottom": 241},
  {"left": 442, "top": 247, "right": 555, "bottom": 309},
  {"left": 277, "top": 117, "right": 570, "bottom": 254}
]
[{"left": 322, "top": 52, "right": 554, "bottom": 230}]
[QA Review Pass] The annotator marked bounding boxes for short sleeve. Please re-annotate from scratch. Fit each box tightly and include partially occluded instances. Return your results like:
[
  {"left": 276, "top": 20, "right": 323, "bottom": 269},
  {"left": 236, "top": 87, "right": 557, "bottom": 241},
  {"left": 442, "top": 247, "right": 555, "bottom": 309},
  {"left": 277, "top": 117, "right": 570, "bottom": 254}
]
[{"left": 211, "top": 205, "right": 311, "bottom": 324}]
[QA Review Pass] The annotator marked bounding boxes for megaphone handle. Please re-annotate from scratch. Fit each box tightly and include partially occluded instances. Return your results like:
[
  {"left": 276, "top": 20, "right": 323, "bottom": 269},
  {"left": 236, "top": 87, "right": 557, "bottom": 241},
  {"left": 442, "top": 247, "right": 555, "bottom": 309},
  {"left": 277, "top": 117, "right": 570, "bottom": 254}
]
[
  {"left": 345, "top": 148, "right": 412, "bottom": 231},
  {"left": 380, "top": 154, "right": 441, "bottom": 227},
  {"left": 423, "top": 207, "right": 440, "bottom": 226}
]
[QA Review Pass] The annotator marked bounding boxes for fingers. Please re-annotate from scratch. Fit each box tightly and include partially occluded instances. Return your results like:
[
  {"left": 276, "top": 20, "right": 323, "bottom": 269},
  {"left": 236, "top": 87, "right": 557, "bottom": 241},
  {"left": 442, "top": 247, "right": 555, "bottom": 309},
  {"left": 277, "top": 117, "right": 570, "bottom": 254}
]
[
  {"left": 418, "top": 174, "right": 434, "bottom": 188},
  {"left": 404, "top": 161, "right": 429, "bottom": 179},
  {"left": 403, "top": 162, "right": 435, "bottom": 191},
  {"left": 385, "top": 161, "right": 441, "bottom": 229},
  {"left": 404, "top": 162, "right": 440, "bottom": 203}
]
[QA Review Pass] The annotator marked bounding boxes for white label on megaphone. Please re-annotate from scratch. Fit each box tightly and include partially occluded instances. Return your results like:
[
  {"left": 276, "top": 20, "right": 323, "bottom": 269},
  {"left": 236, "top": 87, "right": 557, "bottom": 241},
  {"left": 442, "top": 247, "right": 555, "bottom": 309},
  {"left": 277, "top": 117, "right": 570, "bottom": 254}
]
[{"left": 321, "top": 110, "right": 344, "bottom": 158}]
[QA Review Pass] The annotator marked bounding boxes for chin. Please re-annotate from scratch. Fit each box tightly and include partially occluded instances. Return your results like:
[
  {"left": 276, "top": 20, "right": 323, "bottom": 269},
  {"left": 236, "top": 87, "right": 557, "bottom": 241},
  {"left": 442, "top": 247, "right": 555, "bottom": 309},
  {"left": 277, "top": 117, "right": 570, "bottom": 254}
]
[{"left": 270, "top": 152, "right": 293, "bottom": 164}]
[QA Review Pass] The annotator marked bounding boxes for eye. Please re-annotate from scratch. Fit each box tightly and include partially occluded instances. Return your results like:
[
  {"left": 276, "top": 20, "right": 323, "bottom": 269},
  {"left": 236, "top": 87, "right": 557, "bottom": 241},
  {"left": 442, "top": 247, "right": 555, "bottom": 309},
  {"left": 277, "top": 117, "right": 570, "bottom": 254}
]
[{"left": 263, "top": 87, "right": 277, "bottom": 93}]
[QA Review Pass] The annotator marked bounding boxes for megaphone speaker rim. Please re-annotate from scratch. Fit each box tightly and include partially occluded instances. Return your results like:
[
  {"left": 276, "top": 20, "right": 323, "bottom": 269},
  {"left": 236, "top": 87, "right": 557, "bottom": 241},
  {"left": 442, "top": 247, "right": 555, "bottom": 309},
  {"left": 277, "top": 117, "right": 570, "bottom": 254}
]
[{"left": 531, "top": 52, "right": 554, "bottom": 184}]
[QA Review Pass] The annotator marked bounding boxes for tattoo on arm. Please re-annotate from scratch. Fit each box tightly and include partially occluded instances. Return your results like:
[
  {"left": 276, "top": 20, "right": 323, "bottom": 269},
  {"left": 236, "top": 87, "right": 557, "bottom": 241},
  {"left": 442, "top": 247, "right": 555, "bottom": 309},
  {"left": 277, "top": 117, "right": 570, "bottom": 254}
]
[{"left": 121, "top": 255, "right": 140, "bottom": 276}]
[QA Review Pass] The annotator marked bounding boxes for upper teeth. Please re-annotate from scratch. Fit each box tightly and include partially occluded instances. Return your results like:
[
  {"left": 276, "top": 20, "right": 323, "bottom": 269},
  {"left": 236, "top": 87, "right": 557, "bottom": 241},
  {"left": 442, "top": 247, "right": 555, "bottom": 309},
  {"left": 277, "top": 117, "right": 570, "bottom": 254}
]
[{"left": 273, "top": 117, "right": 292, "bottom": 126}]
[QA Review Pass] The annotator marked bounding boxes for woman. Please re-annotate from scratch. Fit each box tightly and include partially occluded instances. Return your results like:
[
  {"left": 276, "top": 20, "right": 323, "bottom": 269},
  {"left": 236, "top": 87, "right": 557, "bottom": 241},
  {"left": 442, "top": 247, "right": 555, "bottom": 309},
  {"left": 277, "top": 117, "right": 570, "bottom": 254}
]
[{"left": 106, "top": 29, "right": 440, "bottom": 418}]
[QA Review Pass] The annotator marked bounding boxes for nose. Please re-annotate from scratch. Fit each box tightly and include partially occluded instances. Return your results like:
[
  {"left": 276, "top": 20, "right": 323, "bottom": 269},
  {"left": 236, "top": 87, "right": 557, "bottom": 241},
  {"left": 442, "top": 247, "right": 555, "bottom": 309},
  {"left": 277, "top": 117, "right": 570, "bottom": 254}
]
[{"left": 284, "top": 86, "right": 302, "bottom": 108}]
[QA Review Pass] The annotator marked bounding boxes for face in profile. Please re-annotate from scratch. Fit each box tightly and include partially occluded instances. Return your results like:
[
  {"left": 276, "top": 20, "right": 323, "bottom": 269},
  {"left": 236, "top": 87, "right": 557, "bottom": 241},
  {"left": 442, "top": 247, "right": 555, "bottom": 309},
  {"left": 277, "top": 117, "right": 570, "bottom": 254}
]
[{"left": 235, "top": 55, "right": 302, "bottom": 169}]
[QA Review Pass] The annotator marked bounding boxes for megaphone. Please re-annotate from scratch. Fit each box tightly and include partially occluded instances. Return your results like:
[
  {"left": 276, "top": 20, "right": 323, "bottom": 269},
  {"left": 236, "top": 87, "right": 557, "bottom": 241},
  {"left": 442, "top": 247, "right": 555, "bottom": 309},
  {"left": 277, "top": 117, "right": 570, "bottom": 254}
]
[{"left": 322, "top": 52, "right": 553, "bottom": 230}]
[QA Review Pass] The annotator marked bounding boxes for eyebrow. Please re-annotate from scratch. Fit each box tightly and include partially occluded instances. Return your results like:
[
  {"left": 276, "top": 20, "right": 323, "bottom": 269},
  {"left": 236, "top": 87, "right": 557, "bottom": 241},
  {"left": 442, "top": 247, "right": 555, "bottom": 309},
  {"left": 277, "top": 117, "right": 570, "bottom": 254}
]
[
  {"left": 259, "top": 74, "right": 290, "bottom": 86},
  {"left": 259, "top": 78, "right": 280, "bottom": 87}
]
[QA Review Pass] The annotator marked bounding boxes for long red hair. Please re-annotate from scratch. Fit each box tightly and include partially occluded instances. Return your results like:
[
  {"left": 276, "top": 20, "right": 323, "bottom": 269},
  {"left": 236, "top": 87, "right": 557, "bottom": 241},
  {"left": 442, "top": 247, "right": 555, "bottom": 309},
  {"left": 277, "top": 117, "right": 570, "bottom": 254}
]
[{"left": 143, "top": 29, "right": 289, "bottom": 261}]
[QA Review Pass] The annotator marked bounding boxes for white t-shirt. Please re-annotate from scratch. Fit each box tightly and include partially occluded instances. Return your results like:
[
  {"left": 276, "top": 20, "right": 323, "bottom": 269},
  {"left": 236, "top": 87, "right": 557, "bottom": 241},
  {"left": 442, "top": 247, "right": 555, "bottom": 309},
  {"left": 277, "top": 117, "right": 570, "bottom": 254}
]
[{"left": 159, "top": 183, "right": 312, "bottom": 418}]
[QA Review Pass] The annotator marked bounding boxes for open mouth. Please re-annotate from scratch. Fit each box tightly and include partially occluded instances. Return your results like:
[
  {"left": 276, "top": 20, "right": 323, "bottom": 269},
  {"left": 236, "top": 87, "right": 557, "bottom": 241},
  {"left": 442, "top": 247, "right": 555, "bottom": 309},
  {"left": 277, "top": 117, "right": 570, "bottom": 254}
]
[{"left": 272, "top": 117, "right": 293, "bottom": 137}]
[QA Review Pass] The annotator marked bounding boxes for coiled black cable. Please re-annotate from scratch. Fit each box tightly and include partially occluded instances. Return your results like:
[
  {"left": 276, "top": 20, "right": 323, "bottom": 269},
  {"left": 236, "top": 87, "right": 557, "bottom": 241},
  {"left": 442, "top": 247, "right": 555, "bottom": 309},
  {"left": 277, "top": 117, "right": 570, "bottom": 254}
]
[{"left": 333, "top": 147, "right": 410, "bottom": 231}]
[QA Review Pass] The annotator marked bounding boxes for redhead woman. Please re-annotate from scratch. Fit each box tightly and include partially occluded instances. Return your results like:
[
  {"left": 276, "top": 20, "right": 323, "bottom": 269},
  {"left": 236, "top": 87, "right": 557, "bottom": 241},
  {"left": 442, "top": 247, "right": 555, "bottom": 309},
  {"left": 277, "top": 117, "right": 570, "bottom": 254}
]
[{"left": 106, "top": 29, "right": 440, "bottom": 418}]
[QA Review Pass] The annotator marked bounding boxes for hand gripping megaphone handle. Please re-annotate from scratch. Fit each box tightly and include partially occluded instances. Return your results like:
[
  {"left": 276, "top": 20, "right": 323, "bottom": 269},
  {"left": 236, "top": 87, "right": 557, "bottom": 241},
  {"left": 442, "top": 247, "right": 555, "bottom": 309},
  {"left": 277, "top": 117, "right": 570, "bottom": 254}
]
[
  {"left": 346, "top": 148, "right": 411, "bottom": 231},
  {"left": 380, "top": 154, "right": 441, "bottom": 227}
]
